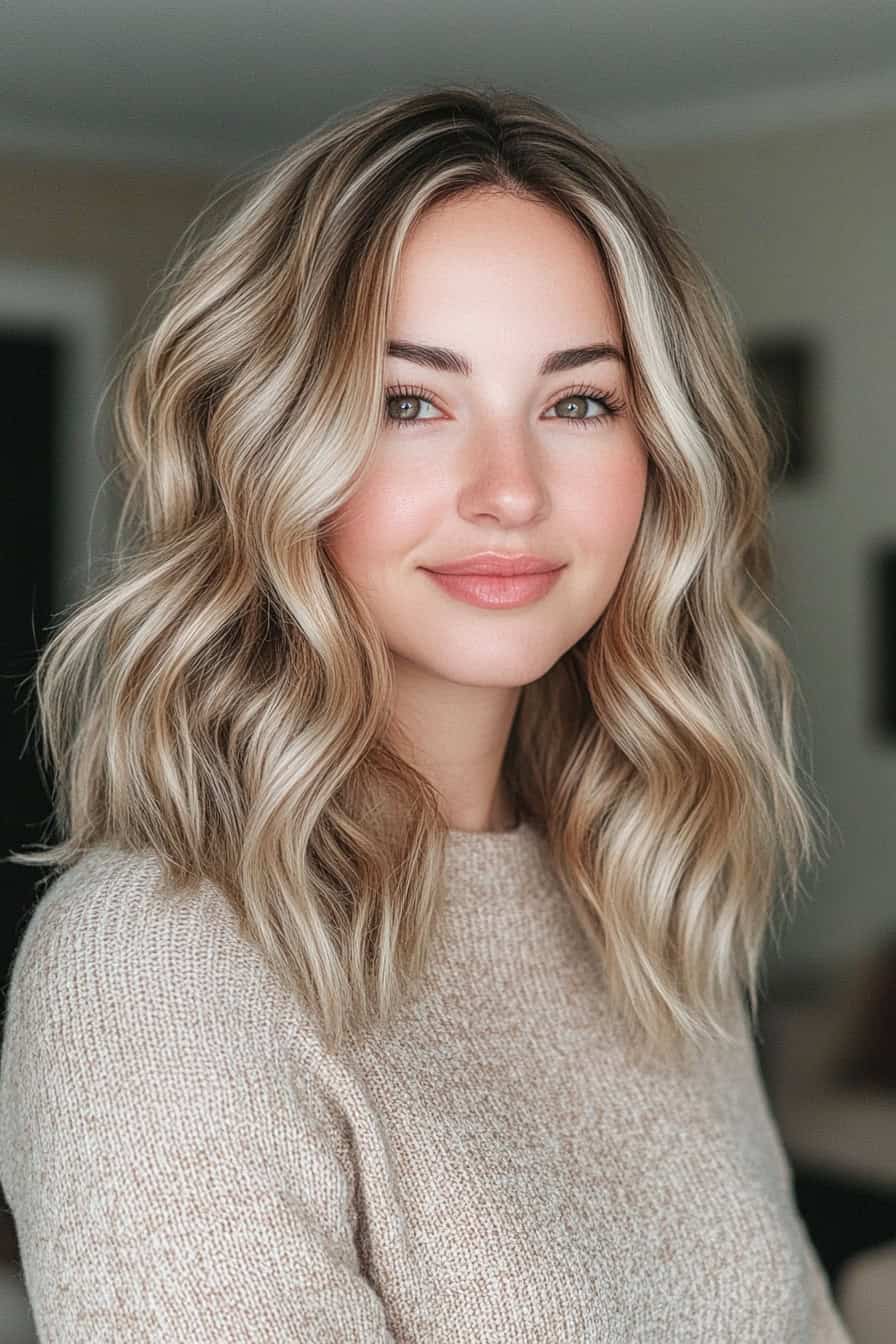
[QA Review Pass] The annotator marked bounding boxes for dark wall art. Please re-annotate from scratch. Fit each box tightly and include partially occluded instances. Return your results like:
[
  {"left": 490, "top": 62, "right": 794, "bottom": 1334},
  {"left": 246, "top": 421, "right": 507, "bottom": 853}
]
[
  {"left": 871, "top": 541, "right": 896, "bottom": 743},
  {"left": 746, "top": 334, "right": 818, "bottom": 486}
]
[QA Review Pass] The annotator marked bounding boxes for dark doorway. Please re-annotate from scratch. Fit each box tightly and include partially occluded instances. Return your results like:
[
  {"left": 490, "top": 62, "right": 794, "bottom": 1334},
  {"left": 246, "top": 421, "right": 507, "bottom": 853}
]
[{"left": 0, "top": 326, "right": 63, "bottom": 1273}]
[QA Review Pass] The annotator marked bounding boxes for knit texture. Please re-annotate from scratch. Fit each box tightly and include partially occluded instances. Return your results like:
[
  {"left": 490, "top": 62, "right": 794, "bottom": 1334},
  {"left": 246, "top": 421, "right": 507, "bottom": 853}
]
[{"left": 0, "top": 821, "right": 853, "bottom": 1342}]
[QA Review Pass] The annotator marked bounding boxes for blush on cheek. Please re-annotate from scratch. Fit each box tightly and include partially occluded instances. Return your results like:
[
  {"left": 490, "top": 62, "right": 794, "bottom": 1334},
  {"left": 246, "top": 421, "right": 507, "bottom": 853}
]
[
  {"left": 321, "top": 491, "right": 377, "bottom": 567},
  {"left": 579, "top": 477, "right": 646, "bottom": 553},
  {"left": 608, "top": 455, "right": 649, "bottom": 535}
]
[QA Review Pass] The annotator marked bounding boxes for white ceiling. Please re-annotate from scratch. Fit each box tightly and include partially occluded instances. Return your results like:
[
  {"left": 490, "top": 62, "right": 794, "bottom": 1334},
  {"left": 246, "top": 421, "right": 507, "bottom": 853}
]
[{"left": 2, "top": 0, "right": 896, "bottom": 172}]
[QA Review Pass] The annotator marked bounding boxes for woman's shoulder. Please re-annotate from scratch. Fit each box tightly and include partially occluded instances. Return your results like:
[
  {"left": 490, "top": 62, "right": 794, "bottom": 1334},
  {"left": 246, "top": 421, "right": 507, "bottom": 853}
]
[
  {"left": 10, "top": 844, "right": 240, "bottom": 984},
  {"left": 2, "top": 843, "right": 315, "bottom": 1062}
]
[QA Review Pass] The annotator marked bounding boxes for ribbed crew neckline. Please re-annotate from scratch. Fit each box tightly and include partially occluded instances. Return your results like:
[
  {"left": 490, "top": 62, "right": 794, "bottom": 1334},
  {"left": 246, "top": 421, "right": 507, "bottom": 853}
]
[
  {"left": 446, "top": 817, "right": 526, "bottom": 841},
  {"left": 445, "top": 817, "right": 535, "bottom": 853},
  {"left": 441, "top": 818, "right": 549, "bottom": 893}
]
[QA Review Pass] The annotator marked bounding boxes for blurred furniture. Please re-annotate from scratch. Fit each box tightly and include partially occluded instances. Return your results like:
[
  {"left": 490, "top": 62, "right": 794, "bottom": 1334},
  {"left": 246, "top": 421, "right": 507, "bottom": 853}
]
[
  {"left": 0, "top": 1206, "right": 36, "bottom": 1343},
  {"left": 757, "top": 936, "right": 896, "bottom": 1341},
  {"left": 837, "top": 1240, "right": 896, "bottom": 1344}
]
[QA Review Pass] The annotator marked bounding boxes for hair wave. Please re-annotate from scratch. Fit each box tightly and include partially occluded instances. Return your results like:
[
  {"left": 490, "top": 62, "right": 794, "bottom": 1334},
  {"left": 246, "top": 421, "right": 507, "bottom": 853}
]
[{"left": 11, "top": 82, "right": 831, "bottom": 1061}]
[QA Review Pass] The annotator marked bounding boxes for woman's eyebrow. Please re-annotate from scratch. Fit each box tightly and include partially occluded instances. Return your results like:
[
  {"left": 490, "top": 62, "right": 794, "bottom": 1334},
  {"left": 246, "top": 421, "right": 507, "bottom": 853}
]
[{"left": 385, "top": 340, "right": 627, "bottom": 376}]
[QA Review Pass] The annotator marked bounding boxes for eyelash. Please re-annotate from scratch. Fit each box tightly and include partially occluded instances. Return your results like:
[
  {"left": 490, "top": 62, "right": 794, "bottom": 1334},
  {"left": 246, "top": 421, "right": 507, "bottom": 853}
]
[{"left": 382, "top": 381, "right": 627, "bottom": 432}]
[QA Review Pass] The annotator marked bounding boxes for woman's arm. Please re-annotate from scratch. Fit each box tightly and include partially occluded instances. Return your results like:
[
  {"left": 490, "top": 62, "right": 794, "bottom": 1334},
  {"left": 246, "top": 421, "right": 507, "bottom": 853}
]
[{"left": 0, "top": 855, "right": 397, "bottom": 1343}]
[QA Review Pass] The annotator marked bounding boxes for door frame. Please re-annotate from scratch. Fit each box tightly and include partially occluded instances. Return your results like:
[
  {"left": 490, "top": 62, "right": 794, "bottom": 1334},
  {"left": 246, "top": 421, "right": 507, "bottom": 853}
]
[{"left": 0, "top": 261, "right": 115, "bottom": 615}]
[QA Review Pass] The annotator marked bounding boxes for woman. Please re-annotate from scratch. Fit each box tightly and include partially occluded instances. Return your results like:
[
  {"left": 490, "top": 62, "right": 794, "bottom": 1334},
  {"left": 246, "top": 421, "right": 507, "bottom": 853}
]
[{"left": 0, "top": 84, "right": 852, "bottom": 1340}]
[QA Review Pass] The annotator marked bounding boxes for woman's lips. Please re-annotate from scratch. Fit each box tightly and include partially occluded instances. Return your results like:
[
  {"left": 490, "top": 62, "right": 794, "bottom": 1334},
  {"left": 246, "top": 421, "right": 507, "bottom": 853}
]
[{"left": 421, "top": 567, "right": 565, "bottom": 608}]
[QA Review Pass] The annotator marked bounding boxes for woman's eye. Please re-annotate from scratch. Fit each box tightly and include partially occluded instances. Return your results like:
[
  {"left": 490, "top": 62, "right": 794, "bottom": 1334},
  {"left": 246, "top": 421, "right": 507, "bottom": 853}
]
[
  {"left": 384, "top": 391, "right": 442, "bottom": 426},
  {"left": 382, "top": 384, "right": 625, "bottom": 430},
  {"left": 543, "top": 393, "right": 615, "bottom": 424}
]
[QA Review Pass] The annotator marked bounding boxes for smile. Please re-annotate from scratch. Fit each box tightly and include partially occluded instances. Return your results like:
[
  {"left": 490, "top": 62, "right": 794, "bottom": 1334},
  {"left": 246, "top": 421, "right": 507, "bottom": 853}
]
[{"left": 420, "top": 567, "right": 565, "bottom": 608}]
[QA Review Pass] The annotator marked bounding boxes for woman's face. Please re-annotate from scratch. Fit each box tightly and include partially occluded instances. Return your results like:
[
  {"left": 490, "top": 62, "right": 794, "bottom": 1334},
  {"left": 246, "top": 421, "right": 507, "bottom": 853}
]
[{"left": 324, "top": 190, "right": 648, "bottom": 696}]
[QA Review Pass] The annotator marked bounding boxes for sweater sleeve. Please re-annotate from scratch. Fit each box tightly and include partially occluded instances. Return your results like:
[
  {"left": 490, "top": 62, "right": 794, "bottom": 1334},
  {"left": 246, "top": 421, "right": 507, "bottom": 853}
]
[{"left": 0, "top": 853, "right": 396, "bottom": 1344}]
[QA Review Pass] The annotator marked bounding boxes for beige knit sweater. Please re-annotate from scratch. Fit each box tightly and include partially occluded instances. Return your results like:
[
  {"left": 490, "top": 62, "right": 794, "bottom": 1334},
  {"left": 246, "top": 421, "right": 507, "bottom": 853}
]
[{"left": 0, "top": 821, "right": 853, "bottom": 1342}]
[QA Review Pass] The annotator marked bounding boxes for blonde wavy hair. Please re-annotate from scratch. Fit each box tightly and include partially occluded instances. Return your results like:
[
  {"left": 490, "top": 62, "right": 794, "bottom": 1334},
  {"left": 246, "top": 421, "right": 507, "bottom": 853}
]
[{"left": 12, "top": 83, "right": 830, "bottom": 1060}]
